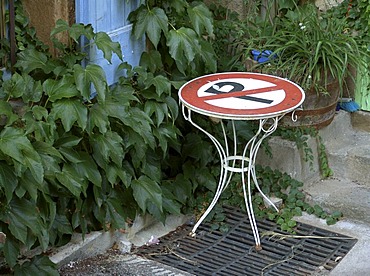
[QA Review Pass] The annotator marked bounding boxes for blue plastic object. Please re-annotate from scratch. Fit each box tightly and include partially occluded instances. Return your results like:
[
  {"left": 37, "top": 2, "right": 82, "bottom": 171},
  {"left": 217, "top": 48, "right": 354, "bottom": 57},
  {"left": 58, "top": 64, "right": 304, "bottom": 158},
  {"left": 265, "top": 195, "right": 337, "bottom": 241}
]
[
  {"left": 251, "top": 50, "right": 276, "bottom": 63},
  {"left": 338, "top": 101, "right": 360, "bottom": 112}
]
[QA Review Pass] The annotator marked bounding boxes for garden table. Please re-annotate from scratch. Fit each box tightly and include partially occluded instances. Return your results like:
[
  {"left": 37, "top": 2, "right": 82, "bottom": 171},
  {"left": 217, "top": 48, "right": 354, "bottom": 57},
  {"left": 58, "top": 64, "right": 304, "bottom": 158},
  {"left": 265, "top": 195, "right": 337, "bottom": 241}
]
[{"left": 178, "top": 72, "right": 305, "bottom": 250}]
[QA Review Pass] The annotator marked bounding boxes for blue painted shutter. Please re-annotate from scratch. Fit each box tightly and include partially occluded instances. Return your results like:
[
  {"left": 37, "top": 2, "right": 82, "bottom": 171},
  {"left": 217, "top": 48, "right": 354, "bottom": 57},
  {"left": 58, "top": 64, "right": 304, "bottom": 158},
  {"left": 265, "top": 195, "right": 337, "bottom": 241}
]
[{"left": 75, "top": 0, "right": 144, "bottom": 85}]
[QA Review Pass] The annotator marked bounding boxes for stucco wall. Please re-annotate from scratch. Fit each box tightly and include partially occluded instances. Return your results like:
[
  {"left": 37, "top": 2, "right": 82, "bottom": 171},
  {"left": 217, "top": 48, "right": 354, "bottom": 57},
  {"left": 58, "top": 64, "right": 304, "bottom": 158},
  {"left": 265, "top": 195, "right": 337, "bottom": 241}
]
[{"left": 23, "top": 0, "right": 75, "bottom": 55}]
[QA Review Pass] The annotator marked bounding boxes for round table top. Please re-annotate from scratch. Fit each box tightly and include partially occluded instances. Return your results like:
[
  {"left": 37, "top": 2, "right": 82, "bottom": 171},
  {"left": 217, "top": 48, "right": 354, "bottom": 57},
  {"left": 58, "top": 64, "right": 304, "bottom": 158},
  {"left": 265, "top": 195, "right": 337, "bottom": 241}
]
[{"left": 179, "top": 72, "right": 305, "bottom": 120}]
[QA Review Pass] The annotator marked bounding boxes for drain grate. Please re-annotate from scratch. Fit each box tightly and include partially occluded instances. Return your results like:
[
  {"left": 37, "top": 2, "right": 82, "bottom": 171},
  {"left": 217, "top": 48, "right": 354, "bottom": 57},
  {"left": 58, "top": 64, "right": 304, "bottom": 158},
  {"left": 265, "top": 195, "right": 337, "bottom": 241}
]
[{"left": 136, "top": 206, "right": 357, "bottom": 276}]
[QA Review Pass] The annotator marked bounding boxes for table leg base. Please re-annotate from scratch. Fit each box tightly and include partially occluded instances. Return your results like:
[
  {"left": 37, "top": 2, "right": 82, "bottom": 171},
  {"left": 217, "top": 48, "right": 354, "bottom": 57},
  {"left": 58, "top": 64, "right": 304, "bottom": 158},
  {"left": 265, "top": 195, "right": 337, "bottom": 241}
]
[{"left": 255, "top": 244, "right": 263, "bottom": 251}]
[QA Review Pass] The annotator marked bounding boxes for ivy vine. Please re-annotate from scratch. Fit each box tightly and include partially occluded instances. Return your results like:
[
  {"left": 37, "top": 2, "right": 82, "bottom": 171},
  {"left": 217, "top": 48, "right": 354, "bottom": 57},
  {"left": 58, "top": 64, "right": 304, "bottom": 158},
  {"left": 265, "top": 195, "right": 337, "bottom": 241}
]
[
  {"left": 200, "top": 164, "right": 341, "bottom": 234},
  {"left": 275, "top": 126, "right": 333, "bottom": 178}
]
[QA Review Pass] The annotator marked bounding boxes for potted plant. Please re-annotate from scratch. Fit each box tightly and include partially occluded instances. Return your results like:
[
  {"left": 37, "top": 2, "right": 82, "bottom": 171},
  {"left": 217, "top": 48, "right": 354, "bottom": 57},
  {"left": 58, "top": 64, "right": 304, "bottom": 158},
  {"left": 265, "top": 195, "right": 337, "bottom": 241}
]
[{"left": 244, "top": 4, "right": 365, "bottom": 128}]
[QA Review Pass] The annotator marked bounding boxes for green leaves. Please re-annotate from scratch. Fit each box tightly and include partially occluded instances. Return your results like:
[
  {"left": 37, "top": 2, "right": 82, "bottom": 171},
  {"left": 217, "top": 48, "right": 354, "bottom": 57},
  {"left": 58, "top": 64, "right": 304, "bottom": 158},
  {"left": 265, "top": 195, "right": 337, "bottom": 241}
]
[
  {"left": 133, "top": 7, "right": 168, "bottom": 48},
  {"left": 3, "top": 237, "right": 20, "bottom": 268},
  {"left": 130, "top": 2, "right": 216, "bottom": 75},
  {"left": 16, "top": 49, "right": 50, "bottom": 74},
  {"left": 13, "top": 255, "right": 59, "bottom": 276},
  {"left": 88, "top": 104, "right": 110, "bottom": 133},
  {"left": 74, "top": 64, "right": 109, "bottom": 102},
  {"left": 56, "top": 165, "right": 85, "bottom": 197},
  {"left": 167, "top": 27, "right": 201, "bottom": 73},
  {"left": 43, "top": 76, "right": 79, "bottom": 101},
  {"left": 72, "top": 152, "right": 102, "bottom": 187},
  {"left": 132, "top": 176, "right": 162, "bottom": 212},
  {"left": 51, "top": 19, "right": 94, "bottom": 42},
  {"left": 0, "top": 162, "right": 18, "bottom": 203},
  {"left": 140, "top": 50, "right": 163, "bottom": 72},
  {"left": 145, "top": 74, "right": 171, "bottom": 97},
  {"left": 0, "top": 101, "right": 18, "bottom": 126},
  {"left": 188, "top": 2, "right": 214, "bottom": 36},
  {"left": 51, "top": 99, "right": 88, "bottom": 131},
  {"left": 50, "top": 19, "right": 122, "bottom": 67},
  {"left": 4, "top": 197, "right": 43, "bottom": 245},
  {"left": 91, "top": 131, "right": 125, "bottom": 166},
  {"left": 0, "top": 2, "right": 220, "bottom": 273},
  {"left": 0, "top": 127, "right": 44, "bottom": 184},
  {"left": 3, "top": 73, "right": 42, "bottom": 102},
  {"left": 95, "top": 32, "right": 123, "bottom": 62}
]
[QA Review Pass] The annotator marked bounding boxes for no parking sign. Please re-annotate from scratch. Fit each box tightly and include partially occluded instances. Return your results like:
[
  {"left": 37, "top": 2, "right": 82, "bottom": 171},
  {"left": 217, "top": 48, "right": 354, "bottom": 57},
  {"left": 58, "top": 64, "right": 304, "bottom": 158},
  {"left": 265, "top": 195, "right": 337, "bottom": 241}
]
[{"left": 179, "top": 72, "right": 305, "bottom": 119}]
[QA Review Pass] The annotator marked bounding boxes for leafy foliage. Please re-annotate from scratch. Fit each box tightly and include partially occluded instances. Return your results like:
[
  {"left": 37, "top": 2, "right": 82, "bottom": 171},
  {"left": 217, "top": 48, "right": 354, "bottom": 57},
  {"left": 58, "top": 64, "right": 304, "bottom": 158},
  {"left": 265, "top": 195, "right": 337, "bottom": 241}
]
[
  {"left": 240, "top": 3, "right": 365, "bottom": 94},
  {"left": 274, "top": 126, "right": 333, "bottom": 178},
  {"left": 0, "top": 1, "right": 343, "bottom": 274},
  {"left": 0, "top": 0, "right": 219, "bottom": 273},
  {"left": 204, "top": 165, "right": 341, "bottom": 233},
  {"left": 129, "top": 0, "right": 216, "bottom": 76},
  {"left": 330, "top": 0, "right": 370, "bottom": 45}
]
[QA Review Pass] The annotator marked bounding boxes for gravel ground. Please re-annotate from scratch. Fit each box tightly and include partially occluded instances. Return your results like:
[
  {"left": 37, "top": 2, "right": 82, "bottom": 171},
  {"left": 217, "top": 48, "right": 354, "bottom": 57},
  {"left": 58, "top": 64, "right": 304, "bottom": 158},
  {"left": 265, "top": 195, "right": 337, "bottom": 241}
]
[{"left": 58, "top": 248, "right": 193, "bottom": 276}]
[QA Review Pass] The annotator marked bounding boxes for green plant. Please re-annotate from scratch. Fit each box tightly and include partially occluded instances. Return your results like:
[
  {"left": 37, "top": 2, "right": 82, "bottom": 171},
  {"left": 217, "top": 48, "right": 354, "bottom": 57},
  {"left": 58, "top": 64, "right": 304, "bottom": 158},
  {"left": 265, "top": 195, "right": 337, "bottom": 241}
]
[
  {"left": 243, "top": 3, "right": 365, "bottom": 95},
  {"left": 0, "top": 0, "right": 222, "bottom": 272},
  {"left": 129, "top": 0, "right": 216, "bottom": 77},
  {"left": 203, "top": 165, "right": 341, "bottom": 233},
  {"left": 330, "top": 0, "right": 370, "bottom": 45},
  {"left": 274, "top": 126, "right": 333, "bottom": 178},
  {"left": 327, "top": 0, "right": 370, "bottom": 110},
  {"left": 0, "top": 19, "right": 162, "bottom": 272},
  {"left": 208, "top": 3, "right": 247, "bottom": 71}
]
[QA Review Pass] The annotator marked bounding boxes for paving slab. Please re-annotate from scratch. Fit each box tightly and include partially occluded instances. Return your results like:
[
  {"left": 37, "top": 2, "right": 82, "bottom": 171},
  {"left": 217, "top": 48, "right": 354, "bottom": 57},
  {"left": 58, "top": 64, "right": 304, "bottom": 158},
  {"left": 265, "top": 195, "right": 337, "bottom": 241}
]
[{"left": 303, "top": 178, "right": 370, "bottom": 224}]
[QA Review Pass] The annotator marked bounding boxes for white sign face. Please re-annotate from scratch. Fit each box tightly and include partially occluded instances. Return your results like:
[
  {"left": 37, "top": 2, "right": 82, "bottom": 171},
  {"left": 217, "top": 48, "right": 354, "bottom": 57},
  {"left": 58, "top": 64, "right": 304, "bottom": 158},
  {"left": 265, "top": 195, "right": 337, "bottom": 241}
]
[
  {"left": 179, "top": 72, "right": 305, "bottom": 119},
  {"left": 198, "top": 78, "right": 286, "bottom": 110}
]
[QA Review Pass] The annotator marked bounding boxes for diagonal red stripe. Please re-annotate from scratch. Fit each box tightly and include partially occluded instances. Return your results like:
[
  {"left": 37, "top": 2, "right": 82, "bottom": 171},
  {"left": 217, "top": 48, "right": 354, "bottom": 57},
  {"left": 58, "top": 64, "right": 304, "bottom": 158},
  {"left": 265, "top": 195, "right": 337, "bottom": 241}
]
[{"left": 201, "top": 84, "right": 285, "bottom": 101}]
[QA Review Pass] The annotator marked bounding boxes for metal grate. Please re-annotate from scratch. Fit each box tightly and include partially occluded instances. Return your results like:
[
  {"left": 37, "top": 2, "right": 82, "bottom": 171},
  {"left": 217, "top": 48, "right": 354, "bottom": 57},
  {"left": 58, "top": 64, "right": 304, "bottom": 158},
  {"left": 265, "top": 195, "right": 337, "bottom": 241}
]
[{"left": 137, "top": 206, "right": 357, "bottom": 276}]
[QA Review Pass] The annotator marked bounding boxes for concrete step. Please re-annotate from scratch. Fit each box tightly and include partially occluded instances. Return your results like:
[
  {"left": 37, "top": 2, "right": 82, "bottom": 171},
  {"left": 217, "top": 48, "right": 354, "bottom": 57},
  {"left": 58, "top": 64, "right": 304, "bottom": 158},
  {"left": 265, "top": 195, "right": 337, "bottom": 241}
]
[
  {"left": 258, "top": 110, "right": 370, "bottom": 185},
  {"left": 319, "top": 110, "right": 370, "bottom": 186},
  {"left": 258, "top": 110, "right": 370, "bottom": 223},
  {"left": 303, "top": 177, "right": 370, "bottom": 224},
  {"left": 351, "top": 110, "right": 370, "bottom": 133}
]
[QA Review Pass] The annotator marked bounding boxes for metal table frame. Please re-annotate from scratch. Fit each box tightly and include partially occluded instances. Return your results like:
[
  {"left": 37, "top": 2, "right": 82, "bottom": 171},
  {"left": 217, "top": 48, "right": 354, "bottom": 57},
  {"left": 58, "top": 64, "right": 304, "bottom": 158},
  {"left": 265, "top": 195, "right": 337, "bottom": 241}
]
[
  {"left": 178, "top": 72, "right": 304, "bottom": 251},
  {"left": 182, "top": 107, "right": 297, "bottom": 250}
]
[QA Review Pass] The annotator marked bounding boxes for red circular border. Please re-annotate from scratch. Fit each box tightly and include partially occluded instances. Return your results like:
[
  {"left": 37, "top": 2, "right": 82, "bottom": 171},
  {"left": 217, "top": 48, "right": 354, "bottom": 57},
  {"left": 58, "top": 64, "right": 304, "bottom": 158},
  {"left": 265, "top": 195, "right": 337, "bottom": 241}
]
[{"left": 179, "top": 72, "right": 305, "bottom": 118}]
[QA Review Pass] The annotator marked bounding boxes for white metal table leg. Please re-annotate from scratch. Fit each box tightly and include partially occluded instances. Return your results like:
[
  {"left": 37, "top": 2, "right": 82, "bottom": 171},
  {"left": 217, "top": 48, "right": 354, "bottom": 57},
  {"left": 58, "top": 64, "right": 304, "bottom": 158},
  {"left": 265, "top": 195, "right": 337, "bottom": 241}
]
[
  {"left": 183, "top": 106, "right": 281, "bottom": 250},
  {"left": 182, "top": 107, "right": 234, "bottom": 236},
  {"left": 241, "top": 117, "right": 281, "bottom": 250}
]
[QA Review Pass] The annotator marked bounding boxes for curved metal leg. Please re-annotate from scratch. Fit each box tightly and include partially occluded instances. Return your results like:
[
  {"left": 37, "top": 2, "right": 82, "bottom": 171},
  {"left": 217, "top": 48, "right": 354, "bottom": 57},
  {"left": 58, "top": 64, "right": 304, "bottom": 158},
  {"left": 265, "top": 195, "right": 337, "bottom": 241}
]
[
  {"left": 182, "top": 107, "right": 233, "bottom": 236},
  {"left": 241, "top": 117, "right": 282, "bottom": 250}
]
